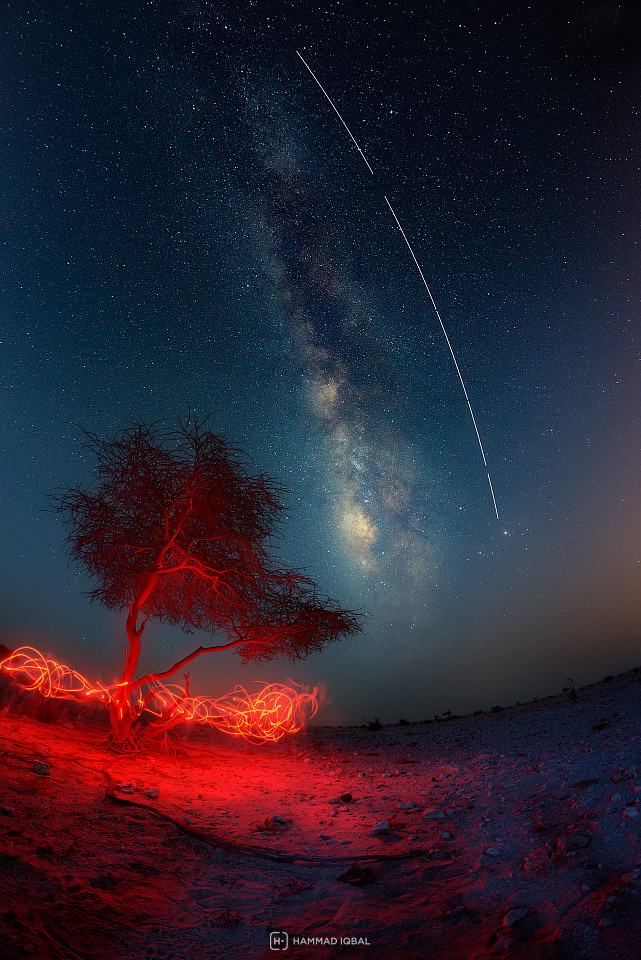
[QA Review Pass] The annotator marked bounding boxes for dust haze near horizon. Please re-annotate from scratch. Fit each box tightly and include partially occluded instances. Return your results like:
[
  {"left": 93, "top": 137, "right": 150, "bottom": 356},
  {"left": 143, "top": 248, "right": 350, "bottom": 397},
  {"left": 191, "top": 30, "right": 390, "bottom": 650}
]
[{"left": 2, "top": 0, "right": 641, "bottom": 727}]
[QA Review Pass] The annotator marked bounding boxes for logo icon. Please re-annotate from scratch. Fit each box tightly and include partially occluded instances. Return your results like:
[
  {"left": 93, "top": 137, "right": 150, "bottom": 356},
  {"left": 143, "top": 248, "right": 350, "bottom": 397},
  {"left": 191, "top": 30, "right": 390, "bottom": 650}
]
[{"left": 269, "top": 931, "right": 289, "bottom": 951}]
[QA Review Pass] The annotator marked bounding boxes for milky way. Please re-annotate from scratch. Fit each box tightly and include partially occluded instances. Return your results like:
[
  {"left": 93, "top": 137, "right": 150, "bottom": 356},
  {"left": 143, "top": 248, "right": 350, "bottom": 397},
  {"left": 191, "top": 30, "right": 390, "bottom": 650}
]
[{"left": 242, "top": 82, "right": 437, "bottom": 584}]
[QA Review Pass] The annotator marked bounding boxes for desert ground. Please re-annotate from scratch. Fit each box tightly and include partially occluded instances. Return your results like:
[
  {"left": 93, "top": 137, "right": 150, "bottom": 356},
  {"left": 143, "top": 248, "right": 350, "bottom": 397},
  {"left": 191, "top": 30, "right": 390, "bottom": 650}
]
[{"left": 2, "top": 663, "right": 641, "bottom": 959}]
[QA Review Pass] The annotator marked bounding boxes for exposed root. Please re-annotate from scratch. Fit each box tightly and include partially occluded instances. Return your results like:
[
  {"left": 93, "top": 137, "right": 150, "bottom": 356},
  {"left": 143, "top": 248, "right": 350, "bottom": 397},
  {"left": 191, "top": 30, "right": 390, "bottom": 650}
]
[{"left": 102, "top": 770, "right": 429, "bottom": 865}]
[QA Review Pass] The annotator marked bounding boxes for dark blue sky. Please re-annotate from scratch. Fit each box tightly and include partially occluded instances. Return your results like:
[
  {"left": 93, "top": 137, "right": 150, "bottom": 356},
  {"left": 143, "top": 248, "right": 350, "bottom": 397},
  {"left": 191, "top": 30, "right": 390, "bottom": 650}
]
[{"left": 2, "top": 0, "right": 641, "bottom": 724}]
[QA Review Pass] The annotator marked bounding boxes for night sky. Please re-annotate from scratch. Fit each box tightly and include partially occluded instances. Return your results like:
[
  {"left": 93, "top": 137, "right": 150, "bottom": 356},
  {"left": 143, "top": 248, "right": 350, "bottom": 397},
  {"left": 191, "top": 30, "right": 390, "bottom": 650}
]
[{"left": 2, "top": 1, "right": 641, "bottom": 726}]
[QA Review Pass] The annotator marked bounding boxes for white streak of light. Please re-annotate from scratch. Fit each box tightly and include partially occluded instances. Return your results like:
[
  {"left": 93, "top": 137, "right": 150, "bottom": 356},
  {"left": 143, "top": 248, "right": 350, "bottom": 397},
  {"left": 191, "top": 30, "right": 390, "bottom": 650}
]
[
  {"left": 297, "top": 51, "right": 500, "bottom": 520},
  {"left": 384, "top": 195, "right": 500, "bottom": 519},
  {"left": 296, "top": 51, "right": 375, "bottom": 176}
]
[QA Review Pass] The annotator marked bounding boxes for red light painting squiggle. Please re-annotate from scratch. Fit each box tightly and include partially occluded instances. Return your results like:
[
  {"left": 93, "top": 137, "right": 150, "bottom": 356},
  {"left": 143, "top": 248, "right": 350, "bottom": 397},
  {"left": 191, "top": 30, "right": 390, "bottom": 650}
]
[{"left": 0, "top": 647, "right": 319, "bottom": 744}]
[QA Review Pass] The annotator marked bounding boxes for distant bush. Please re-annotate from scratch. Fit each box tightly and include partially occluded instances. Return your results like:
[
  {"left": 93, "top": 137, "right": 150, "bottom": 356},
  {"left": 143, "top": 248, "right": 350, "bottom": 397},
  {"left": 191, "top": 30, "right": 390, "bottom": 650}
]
[
  {"left": 397, "top": 717, "right": 410, "bottom": 726},
  {"left": 602, "top": 675, "right": 613, "bottom": 683},
  {"left": 366, "top": 717, "right": 382, "bottom": 732},
  {"left": 491, "top": 704, "right": 503, "bottom": 713}
]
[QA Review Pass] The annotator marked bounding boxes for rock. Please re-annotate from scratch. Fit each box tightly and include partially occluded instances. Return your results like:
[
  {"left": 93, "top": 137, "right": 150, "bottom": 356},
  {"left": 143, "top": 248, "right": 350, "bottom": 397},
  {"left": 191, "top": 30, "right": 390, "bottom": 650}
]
[
  {"left": 503, "top": 907, "right": 528, "bottom": 927},
  {"left": 329, "top": 797, "right": 342, "bottom": 805},
  {"left": 440, "top": 830, "right": 451, "bottom": 840},
  {"left": 623, "top": 806, "right": 639, "bottom": 818},
  {"left": 487, "top": 847, "right": 499, "bottom": 856},
  {"left": 372, "top": 820, "right": 390, "bottom": 835},
  {"left": 2, "top": 805, "right": 15, "bottom": 815},
  {"left": 33, "top": 761, "right": 50, "bottom": 776},
  {"left": 340, "top": 793, "right": 353, "bottom": 803},
  {"left": 116, "top": 782, "right": 133, "bottom": 794},
  {"left": 256, "top": 817, "right": 287, "bottom": 832},
  {"left": 144, "top": 788, "right": 159, "bottom": 800},
  {"left": 423, "top": 808, "right": 445, "bottom": 820},
  {"left": 611, "top": 793, "right": 622, "bottom": 802},
  {"left": 564, "top": 833, "right": 590, "bottom": 851},
  {"left": 398, "top": 801, "right": 415, "bottom": 810},
  {"left": 337, "top": 865, "right": 377, "bottom": 886}
]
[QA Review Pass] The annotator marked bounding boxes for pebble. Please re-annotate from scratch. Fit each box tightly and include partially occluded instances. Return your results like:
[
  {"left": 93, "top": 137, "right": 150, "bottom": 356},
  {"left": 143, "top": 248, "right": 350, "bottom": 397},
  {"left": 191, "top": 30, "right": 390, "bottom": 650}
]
[
  {"left": 440, "top": 830, "right": 451, "bottom": 840},
  {"left": 2, "top": 805, "right": 15, "bottom": 815},
  {"left": 487, "top": 847, "right": 500, "bottom": 856},
  {"left": 33, "top": 761, "right": 50, "bottom": 776},
  {"left": 144, "top": 788, "right": 159, "bottom": 800},
  {"left": 423, "top": 808, "right": 445, "bottom": 820},
  {"left": 503, "top": 907, "right": 528, "bottom": 927},
  {"left": 398, "top": 801, "right": 415, "bottom": 810},
  {"left": 372, "top": 820, "right": 390, "bottom": 835},
  {"left": 623, "top": 806, "right": 638, "bottom": 818}
]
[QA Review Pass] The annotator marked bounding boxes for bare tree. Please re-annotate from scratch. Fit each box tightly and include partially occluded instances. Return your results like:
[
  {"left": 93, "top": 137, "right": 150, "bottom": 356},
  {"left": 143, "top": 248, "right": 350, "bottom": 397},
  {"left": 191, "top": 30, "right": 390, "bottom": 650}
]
[{"left": 50, "top": 417, "right": 362, "bottom": 745}]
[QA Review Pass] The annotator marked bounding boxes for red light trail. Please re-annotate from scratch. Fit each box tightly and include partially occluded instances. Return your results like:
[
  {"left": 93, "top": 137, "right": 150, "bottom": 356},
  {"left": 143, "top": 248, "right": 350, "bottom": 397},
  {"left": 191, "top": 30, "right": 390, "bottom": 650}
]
[{"left": 0, "top": 647, "right": 318, "bottom": 744}]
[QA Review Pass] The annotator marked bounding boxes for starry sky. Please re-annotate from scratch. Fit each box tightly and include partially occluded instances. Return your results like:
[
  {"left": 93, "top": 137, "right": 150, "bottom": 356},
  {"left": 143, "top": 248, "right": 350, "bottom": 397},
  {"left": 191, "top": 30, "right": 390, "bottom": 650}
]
[{"left": 2, "top": 0, "right": 641, "bottom": 726}]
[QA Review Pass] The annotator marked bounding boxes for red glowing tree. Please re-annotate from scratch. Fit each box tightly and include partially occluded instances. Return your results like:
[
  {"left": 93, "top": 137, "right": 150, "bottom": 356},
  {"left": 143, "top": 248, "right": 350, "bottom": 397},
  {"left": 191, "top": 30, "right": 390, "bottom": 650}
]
[{"left": 49, "top": 417, "right": 362, "bottom": 746}]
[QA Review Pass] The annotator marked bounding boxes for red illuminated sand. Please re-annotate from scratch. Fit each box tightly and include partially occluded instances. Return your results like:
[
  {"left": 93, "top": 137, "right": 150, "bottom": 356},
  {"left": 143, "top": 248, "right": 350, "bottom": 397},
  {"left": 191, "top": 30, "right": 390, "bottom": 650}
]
[{"left": 2, "top": 664, "right": 641, "bottom": 958}]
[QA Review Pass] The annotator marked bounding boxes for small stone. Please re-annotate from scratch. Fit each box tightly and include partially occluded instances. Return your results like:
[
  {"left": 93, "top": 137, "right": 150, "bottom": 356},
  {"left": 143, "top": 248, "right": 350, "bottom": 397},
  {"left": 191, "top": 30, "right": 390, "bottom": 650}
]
[
  {"left": 33, "top": 761, "right": 50, "bottom": 776},
  {"left": 440, "top": 830, "right": 451, "bottom": 840},
  {"left": 623, "top": 806, "right": 639, "bottom": 818},
  {"left": 611, "top": 793, "right": 622, "bottom": 802},
  {"left": 271, "top": 815, "right": 287, "bottom": 824},
  {"left": 423, "top": 808, "right": 445, "bottom": 820},
  {"left": 564, "top": 833, "right": 590, "bottom": 851},
  {"left": 398, "top": 801, "right": 415, "bottom": 810},
  {"left": 116, "top": 782, "right": 133, "bottom": 794},
  {"left": 372, "top": 820, "right": 390, "bottom": 835},
  {"left": 487, "top": 847, "right": 499, "bottom": 856},
  {"left": 23, "top": 945, "right": 35, "bottom": 954},
  {"left": 144, "top": 788, "right": 159, "bottom": 800},
  {"left": 2, "top": 805, "right": 15, "bottom": 815},
  {"left": 329, "top": 797, "right": 342, "bottom": 805},
  {"left": 503, "top": 907, "right": 528, "bottom": 927}
]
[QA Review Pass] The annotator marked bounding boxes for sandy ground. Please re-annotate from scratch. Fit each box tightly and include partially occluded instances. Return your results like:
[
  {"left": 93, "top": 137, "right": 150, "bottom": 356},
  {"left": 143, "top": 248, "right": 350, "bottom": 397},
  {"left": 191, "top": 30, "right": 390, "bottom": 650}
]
[{"left": 2, "top": 667, "right": 641, "bottom": 959}]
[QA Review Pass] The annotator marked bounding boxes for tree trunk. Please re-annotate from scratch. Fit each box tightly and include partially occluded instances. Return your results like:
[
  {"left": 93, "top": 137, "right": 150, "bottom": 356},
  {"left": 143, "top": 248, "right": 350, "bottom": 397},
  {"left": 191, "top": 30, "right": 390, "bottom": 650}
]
[{"left": 109, "top": 578, "right": 156, "bottom": 745}]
